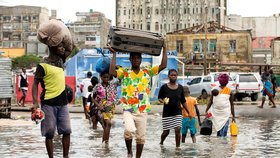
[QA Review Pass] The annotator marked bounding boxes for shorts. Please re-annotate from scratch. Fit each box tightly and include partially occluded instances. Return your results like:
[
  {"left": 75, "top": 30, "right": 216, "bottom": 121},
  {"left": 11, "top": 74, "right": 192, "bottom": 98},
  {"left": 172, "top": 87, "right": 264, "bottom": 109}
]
[
  {"left": 21, "top": 89, "right": 27, "bottom": 97},
  {"left": 41, "top": 104, "right": 72, "bottom": 139},
  {"left": 181, "top": 118, "right": 197, "bottom": 136},
  {"left": 123, "top": 111, "right": 147, "bottom": 144},
  {"left": 217, "top": 119, "right": 229, "bottom": 137}
]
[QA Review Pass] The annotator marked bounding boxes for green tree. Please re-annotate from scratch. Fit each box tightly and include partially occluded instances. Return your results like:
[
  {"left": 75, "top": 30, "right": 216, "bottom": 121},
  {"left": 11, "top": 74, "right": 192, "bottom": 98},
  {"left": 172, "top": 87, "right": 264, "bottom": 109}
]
[{"left": 12, "top": 55, "right": 41, "bottom": 70}]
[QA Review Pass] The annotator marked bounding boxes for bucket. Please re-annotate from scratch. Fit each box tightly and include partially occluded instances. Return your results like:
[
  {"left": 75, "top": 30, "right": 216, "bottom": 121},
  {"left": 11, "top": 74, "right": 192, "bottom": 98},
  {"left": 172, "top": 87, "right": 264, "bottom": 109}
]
[{"left": 230, "top": 121, "right": 238, "bottom": 136}]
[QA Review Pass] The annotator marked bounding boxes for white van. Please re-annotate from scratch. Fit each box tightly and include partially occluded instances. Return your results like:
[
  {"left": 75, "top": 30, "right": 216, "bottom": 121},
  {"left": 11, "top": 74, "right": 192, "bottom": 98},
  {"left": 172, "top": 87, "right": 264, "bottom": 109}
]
[{"left": 234, "top": 73, "right": 262, "bottom": 101}]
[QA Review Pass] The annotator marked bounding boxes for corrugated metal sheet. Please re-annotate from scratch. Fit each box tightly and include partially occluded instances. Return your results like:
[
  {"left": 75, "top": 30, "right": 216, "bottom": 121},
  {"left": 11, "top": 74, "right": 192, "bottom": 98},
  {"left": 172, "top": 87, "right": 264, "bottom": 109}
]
[{"left": 0, "top": 58, "right": 13, "bottom": 98}]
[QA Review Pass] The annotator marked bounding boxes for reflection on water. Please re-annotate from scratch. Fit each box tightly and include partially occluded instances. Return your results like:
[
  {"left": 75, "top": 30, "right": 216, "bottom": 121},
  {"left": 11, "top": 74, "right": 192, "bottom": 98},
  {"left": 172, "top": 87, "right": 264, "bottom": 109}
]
[{"left": 1, "top": 113, "right": 280, "bottom": 157}]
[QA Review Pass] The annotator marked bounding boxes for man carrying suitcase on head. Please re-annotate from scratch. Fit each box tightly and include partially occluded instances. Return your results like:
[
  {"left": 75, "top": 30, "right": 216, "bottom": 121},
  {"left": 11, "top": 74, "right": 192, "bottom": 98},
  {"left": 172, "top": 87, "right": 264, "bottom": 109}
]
[{"left": 108, "top": 41, "right": 167, "bottom": 158}]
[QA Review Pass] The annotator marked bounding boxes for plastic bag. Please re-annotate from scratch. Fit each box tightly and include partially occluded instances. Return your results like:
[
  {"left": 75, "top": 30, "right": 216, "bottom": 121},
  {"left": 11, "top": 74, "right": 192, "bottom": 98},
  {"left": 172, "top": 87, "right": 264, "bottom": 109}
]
[{"left": 200, "top": 117, "right": 212, "bottom": 135}]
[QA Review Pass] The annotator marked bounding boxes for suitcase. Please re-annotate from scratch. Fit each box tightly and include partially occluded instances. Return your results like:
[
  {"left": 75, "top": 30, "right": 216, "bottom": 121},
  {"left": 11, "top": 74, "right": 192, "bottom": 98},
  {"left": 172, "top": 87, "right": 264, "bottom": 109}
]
[{"left": 108, "top": 26, "right": 164, "bottom": 56}]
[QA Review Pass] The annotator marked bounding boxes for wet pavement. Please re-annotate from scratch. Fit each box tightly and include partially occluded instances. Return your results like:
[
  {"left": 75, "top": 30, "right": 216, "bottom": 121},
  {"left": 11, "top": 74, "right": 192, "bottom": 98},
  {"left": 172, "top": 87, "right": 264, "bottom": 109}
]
[{"left": 1, "top": 112, "right": 280, "bottom": 158}]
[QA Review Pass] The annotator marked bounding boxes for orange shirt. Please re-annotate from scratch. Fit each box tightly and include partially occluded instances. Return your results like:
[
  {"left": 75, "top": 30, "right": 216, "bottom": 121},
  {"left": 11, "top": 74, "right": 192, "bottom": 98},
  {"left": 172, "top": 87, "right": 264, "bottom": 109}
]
[{"left": 182, "top": 96, "right": 198, "bottom": 118}]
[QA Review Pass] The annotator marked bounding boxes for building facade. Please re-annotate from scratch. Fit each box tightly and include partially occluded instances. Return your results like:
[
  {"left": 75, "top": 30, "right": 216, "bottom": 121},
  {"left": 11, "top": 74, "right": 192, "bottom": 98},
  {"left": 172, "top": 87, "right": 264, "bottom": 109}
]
[
  {"left": 226, "top": 14, "right": 280, "bottom": 64},
  {"left": 67, "top": 10, "right": 112, "bottom": 49},
  {"left": 226, "top": 14, "right": 280, "bottom": 37},
  {"left": 0, "top": 5, "right": 50, "bottom": 56},
  {"left": 116, "top": 0, "right": 227, "bottom": 35},
  {"left": 166, "top": 22, "right": 252, "bottom": 74}
]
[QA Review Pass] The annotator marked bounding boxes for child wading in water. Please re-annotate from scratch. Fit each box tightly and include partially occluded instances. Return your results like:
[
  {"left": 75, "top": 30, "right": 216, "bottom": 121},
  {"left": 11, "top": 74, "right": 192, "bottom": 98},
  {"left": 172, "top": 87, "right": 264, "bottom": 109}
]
[
  {"left": 88, "top": 76, "right": 104, "bottom": 129},
  {"left": 181, "top": 86, "right": 201, "bottom": 143},
  {"left": 92, "top": 71, "right": 119, "bottom": 145}
]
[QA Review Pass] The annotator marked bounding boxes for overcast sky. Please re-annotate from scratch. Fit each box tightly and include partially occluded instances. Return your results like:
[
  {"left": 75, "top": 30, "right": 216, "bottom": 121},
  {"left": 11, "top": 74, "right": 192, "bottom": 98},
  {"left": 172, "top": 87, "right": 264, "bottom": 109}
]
[{"left": 1, "top": 0, "right": 280, "bottom": 25}]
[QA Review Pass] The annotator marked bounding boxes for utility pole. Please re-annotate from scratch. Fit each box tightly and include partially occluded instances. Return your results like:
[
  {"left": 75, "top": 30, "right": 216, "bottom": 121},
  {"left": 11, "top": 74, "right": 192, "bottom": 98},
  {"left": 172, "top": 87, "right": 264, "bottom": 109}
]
[{"left": 203, "top": 6, "right": 208, "bottom": 75}]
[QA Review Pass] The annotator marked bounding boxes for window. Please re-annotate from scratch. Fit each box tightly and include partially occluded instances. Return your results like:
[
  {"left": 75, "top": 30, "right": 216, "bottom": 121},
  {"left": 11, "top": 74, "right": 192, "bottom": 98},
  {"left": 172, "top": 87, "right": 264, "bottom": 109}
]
[
  {"left": 203, "top": 76, "right": 211, "bottom": 82},
  {"left": 132, "top": 9, "right": 135, "bottom": 15},
  {"left": 155, "top": 22, "right": 159, "bottom": 31},
  {"left": 140, "top": 24, "right": 142, "bottom": 30},
  {"left": 229, "top": 40, "right": 236, "bottom": 52},
  {"left": 124, "top": 9, "right": 126, "bottom": 15},
  {"left": 32, "top": 16, "right": 39, "bottom": 22},
  {"left": 239, "top": 74, "right": 257, "bottom": 82},
  {"left": 155, "top": 9, "right": 159, "bottom": 15},
  {"left": 209, "top": 39, "right": 217, "bottom": 52},
  {"left": 123, "top": 22, "right": 126, "bottom": 28},
  {"left": 3, "top": 16, "right": 11, "bottom": 22},
  {"left": 86, "top": 36, "right": 96, "bottom": 41},
  {"left": 147, "top": 22, "right": 150, "bottom": 31},
  {"left": 133, "top": 24, "right": 135, "bottom": 29},
  {"left": 22, "top": 16, "right": 31, "bottom": 22},
  {"left": 147, "top": 7, "right": 151, "bottom": 15},
  {"left": 193, "top": 39, "right": 200, "bottom": 52},
  {"left": 176, "top": 40, "right": 183, "bottom": 52},
  {"left": 117, "top": 10, "right": 121, "bottom": 16},
  {"left": 193, "top": 39, "right": 208, "bottom": 52},
  {"left": 190, "top": 77, "right": 201, "bottom": 85}
]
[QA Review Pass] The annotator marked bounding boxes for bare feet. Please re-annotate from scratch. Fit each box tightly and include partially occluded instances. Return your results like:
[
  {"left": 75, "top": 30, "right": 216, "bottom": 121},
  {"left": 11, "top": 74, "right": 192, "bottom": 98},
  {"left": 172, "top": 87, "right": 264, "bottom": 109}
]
[
  {"left": 17, "top": 101, "right": 22, "bottom": 106},
  {"left": 127, "top": 153, "right": 133, "bottom": 158}
]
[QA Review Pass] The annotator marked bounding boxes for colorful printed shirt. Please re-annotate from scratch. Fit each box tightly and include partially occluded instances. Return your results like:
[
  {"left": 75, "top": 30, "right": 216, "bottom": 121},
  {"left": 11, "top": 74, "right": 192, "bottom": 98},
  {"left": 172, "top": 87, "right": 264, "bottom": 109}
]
[
  {"left": 116, "top": 66, "right": 159, "bottom": 113},
  {"left": 92, "top": 78, "right": 120, "bottom": 112}
]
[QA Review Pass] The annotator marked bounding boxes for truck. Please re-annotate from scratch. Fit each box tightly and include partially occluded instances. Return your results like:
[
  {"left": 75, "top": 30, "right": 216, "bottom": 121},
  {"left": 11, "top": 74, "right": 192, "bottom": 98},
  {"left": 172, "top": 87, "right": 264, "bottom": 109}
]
[{"left": 234, "top": 73, "right": 262, "bottom": 101}]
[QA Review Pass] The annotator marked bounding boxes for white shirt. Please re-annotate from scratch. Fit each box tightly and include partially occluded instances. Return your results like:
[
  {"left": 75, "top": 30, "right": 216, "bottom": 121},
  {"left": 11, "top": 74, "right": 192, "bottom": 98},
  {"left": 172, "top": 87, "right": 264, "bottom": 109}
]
[
  {"left": 80, "top": 78, "right": 92, "bottom": 98},
  {"left": 18, "top": 73, "right": 28, "bottom": 90}
]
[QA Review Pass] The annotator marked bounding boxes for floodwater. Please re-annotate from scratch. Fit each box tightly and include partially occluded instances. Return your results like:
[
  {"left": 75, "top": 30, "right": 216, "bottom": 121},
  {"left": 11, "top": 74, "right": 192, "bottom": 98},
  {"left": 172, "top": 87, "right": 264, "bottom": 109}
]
[{"left": 1, "top": 112, "right": 280, "bottom": 158}]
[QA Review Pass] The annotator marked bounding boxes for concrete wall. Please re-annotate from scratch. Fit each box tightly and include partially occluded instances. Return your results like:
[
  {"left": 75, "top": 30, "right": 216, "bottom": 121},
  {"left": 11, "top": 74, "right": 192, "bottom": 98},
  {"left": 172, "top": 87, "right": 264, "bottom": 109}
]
[
  {"left": 226, "top": 14, "right": 280, "bottom": 37},
  {"left": 0, "top": 48, "right": 25, "bottom": 58},
  {"left": 272, "top": 40, "right": 280, "bottom": 59}
]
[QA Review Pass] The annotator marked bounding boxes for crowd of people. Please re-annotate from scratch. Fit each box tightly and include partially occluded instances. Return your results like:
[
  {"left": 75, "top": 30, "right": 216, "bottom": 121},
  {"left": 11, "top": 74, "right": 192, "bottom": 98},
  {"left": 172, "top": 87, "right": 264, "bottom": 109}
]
[{"left": 29, "top": 19, "right": 280, "bottom": 158}]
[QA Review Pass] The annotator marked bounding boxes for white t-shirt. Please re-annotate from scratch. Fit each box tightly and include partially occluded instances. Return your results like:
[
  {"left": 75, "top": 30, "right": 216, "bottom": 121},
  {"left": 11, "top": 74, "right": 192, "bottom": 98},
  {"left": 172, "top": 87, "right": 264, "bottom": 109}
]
[{"left": 80, "top": 78, "right": 92, "bottom": 98}]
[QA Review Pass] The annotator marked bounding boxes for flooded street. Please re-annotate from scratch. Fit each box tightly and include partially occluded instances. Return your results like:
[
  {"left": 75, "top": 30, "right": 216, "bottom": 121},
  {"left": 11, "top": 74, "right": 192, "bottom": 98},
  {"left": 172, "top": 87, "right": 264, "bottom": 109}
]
[{"left": 1, "top": 112, "right": 280, "bottom": 158}]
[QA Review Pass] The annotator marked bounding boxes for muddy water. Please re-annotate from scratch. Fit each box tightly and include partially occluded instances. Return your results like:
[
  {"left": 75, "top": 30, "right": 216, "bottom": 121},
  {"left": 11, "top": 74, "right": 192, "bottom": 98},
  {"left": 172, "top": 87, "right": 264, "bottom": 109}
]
[{"left": 0, "top": 112, "right": 280, "bottom": 158}]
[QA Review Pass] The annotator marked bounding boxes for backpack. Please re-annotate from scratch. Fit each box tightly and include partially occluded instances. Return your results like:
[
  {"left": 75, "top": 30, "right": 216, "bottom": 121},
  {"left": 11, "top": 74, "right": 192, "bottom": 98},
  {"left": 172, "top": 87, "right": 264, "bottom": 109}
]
[{"left": 65, "top": 85, "right": 73, "bottom": 103}]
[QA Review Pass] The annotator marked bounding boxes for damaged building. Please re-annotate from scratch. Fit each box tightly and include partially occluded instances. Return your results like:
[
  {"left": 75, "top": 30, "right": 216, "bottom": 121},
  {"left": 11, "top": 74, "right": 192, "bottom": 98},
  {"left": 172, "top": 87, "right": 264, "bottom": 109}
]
[{"left": 166, "top": 21, "right": 252, "bottom": 75}]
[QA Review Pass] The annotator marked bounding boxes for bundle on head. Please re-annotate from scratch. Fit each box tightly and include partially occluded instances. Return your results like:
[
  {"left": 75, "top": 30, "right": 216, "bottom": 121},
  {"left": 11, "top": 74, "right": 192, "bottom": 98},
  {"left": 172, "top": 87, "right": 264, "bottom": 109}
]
[
  {"left": 218, "top": 73, "right": 229, "bottom": 86},
  {"left": 37, "top": 19, "right": 73, "bottom": 55}
]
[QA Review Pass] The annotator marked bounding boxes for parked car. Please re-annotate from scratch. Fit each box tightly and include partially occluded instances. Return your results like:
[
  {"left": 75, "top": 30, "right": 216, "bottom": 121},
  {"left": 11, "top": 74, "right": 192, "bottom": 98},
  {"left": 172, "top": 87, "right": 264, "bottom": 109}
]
[
  {"left": 187, "top": 74, "right": 236, "bottom": 97},
  {"left": 234, "top": 73, "right": 262, "bottom": 101}
]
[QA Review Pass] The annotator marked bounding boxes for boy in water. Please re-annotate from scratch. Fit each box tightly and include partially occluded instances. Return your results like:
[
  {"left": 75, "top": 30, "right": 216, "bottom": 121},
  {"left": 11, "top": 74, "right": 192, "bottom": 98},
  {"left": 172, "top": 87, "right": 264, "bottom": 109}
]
[{"left": 181, "top": 86, "right": 201, "bottom": 143}]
